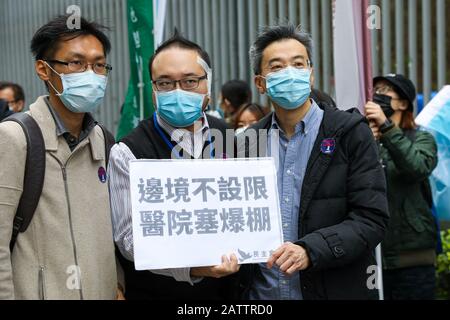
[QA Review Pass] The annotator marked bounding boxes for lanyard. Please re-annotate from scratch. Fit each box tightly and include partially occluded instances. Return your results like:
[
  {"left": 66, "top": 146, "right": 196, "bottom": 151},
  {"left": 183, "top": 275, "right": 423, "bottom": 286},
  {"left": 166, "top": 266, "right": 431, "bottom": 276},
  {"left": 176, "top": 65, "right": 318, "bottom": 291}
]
[{"left": 153, "top": 112, "right": 214, "bottom": 159}]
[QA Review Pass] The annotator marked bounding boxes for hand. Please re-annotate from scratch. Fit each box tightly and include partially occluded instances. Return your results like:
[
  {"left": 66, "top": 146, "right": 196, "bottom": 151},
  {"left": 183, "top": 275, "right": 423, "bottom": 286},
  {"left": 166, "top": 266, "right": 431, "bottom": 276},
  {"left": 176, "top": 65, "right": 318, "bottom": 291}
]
[
  {"left": 369, "top": 120, "right": 381, "bottom": 141},
  {"left": 267, "top": 242, "right": 310, "bottom": 275},
  {"left": 190, "top": 254, "right": 240, "bottom": 278},
  {"left": 116, "top": 287, "right": 125, "bottom": 300},
  {"left": 365, "top": 101, "right": 387, "bottom": 127}
]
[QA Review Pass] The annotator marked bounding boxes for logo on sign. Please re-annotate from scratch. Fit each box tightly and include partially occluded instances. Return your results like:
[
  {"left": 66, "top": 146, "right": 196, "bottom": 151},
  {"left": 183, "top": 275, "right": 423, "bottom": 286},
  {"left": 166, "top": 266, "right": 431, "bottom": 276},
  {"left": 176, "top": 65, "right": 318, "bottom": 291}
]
[{"left": 238, "top": 249, "right": 252, "bottom": 262}]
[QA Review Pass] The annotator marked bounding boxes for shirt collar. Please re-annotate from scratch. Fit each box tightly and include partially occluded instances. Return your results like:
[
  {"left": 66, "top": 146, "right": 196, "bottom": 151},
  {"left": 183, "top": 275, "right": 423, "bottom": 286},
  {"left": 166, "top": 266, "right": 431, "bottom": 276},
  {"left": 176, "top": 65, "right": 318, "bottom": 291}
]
[
  {"left": 44, "top": 96, "right": 97, "bottom": 140},
  {"left": 270, "top": 98, "right": 320, "bottom": 136},
  {"left": 156, "top": 113, "right": 210, "bottom": 143}
]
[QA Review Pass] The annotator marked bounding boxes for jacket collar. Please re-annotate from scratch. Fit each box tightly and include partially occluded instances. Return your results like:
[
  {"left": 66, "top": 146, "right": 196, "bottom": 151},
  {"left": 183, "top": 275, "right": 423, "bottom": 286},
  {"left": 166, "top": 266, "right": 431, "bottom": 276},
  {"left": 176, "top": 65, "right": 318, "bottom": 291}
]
[
  {"left": 28, "top": 96, "right": 103, "bottom": 161},
  {"left": 250, "top": 100, "right": 365, "bottom": 139}
]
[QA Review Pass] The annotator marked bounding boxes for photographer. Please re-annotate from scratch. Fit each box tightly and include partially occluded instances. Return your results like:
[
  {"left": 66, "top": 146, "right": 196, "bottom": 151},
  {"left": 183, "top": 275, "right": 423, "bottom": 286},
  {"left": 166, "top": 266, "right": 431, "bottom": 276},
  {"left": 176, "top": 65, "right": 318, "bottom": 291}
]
[{"left": 365, "top": 74, "right": 438, "bottom": 300}]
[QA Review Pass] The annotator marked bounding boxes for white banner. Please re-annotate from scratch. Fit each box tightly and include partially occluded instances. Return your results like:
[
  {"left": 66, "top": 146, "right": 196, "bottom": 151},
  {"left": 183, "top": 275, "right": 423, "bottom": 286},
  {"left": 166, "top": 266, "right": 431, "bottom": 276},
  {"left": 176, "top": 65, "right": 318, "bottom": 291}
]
[
  {"left": 130, "top": 158, "right": 284, "bottom": 270},
  {"left": 333, "top": 0, "right": 372, "bottom": 112},
  {"left": 153, "top": 0, "right": 167, "bottom": 49}
]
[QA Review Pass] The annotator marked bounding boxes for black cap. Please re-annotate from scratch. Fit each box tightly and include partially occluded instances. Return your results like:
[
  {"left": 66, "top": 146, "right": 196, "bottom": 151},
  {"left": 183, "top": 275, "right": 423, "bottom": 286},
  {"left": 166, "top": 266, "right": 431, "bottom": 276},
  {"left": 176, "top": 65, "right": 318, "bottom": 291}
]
[{"left": 373, "top": 74, "right": 416, "bottom": 110}]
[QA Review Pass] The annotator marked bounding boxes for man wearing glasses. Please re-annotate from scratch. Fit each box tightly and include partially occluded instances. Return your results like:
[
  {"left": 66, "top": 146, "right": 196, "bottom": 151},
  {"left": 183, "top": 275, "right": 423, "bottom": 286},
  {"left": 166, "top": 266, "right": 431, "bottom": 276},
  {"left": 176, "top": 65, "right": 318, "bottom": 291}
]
[
  {"left": 0, "top": 15, "right": 117, "bottom": 299},
  {"left": 108, "top": 31, "right": 240, "bottom": 300}
]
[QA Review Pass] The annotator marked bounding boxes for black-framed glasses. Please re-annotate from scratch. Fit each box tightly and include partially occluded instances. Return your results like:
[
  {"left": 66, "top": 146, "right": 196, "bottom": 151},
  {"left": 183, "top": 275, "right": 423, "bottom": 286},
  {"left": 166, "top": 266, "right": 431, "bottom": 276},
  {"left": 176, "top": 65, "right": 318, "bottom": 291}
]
[
  {"left": 152, "top": 74, "right": 207, "bottom": 92},
  {"left": 46, "top": 60, "right": 112, "bottom": 75}
]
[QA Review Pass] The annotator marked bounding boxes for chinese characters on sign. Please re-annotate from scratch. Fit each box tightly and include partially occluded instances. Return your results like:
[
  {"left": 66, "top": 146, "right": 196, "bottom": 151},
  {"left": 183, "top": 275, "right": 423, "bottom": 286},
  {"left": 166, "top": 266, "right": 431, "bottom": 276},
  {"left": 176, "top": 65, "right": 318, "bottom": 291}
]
[
  {"left": 130, "top": 159, "right": 283, "bottom": 270},
  {"left": 137, "top": 176, "right": 271, "bottom": 237}
]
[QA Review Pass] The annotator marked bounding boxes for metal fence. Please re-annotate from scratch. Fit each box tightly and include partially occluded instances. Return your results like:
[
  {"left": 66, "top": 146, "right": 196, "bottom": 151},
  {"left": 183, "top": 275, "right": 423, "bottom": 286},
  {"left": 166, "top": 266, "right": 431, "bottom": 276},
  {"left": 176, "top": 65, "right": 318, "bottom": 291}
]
[
  {"left": 164, "top": 0, "right": 336, "bottom": 108},
  {"left": 0, "top": 0, "right": 129, "bottom": 134},
  {"left": 0, "top": 0, "right": 448, "bottom": 134},
  {"left": 164, "top": 0, "right": 448, "bottom": 112},
  {"left": 372, "top": 0, "right": 448, "bottom": 109}
]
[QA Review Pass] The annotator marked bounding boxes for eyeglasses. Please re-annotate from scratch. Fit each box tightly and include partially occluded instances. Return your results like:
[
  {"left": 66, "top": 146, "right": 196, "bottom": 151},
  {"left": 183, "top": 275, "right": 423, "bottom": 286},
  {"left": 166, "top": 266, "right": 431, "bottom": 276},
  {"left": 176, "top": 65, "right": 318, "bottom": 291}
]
[
  {"left": 374, "top": 85, "right": 393, "bottom": 95},
  {"left": 46, "top": 60, "right": 112, "bottom": 75},
  {"left": 152, "top": 75, "right": 207, "bottom": 92},
  {"left": 374, "top": 85, "right": 403, "bottom": 100}
]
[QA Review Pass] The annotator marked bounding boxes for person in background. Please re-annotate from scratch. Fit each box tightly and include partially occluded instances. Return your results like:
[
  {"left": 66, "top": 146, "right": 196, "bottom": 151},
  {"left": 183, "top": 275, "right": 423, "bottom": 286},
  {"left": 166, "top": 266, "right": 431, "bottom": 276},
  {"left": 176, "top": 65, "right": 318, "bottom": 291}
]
[
  {"left": 365, "top": 74, "right": 438, "bottom": 300},
  {"left": 234, "top": 102, "right": 266, "bottom": 135},
  {"left": 0, "top": 82, "right": 25, "bottom": 113},
  {"left": 219, "top": 79, "right": 252, "bottom": 125}
]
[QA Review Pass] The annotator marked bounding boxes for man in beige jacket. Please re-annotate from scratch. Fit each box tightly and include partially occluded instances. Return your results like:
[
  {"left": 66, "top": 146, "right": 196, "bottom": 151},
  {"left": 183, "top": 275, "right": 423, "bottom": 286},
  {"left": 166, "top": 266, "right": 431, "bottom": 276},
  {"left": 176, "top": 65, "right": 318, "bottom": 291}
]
[{"left": 0, "top": 15, "right": 117, "bottom": 299}]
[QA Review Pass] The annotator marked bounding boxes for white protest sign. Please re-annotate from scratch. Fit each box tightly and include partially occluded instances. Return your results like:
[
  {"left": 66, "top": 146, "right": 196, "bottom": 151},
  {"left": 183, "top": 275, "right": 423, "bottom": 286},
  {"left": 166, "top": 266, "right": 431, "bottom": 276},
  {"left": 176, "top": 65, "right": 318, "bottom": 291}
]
[{"left": 129, "top": 158, "right": 283, "bottom": 270}]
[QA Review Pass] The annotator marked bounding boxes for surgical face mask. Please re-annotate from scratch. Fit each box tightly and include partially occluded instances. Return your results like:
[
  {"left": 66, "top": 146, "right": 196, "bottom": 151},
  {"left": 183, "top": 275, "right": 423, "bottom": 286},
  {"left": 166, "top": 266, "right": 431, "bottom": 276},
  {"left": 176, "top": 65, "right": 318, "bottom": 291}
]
[
  {"left": 265, "top": 66, "right": 311, "bottom": 110},
  {"left": 46, "top": 62, "right": 107, "bottom": 113},
  {"left": 235, "top": 125, "right": 249, "bottom": 136},
  {"left": 156, "top": 89, "right": 205, "bottom": 127},
  {"left": 373, "top": 93, "right": 395, "bottom": 118}
]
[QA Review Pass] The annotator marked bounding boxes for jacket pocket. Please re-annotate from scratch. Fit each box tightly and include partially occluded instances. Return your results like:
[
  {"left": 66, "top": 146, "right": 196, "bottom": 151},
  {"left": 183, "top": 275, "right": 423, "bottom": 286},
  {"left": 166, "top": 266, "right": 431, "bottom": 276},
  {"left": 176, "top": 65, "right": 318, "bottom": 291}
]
[{"left": 38, "top": 266, "right": 47, "bottom": 300}]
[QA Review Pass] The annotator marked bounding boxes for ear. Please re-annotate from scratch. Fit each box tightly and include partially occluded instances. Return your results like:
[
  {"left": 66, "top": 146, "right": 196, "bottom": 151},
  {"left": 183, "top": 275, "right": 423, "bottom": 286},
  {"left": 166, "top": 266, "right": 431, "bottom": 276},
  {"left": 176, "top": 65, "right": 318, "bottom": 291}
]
[
  {"left": 152, "top": 90, "right": 157, "bottom": 109},
  {"left": 309, "top": 67, "right": 315, "bottom": 88},
  {"left": 397, "top": 99, "right": 409, "bottom": 111},
  {"left": 35, "top": 60, "right": 50, "bottom": 82},
  {"left": 255, "top": 76, "right": 266, "bottom": 94},
  {"left": 16, "top": 100, "right": 25, "bottom": 112},
  {"left": 202, "top": 95, "right": 211, "bottom": 111},
  {"left": 223, "top": 98, "right": 232, "bottom": 107}
]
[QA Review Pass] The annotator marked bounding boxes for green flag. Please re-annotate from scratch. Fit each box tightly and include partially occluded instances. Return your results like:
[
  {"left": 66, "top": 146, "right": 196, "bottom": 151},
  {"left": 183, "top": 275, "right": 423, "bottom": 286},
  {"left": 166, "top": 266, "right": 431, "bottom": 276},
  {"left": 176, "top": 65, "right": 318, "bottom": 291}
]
[{"left": 116, "top": 0, "right": 155, "bottom": 140}]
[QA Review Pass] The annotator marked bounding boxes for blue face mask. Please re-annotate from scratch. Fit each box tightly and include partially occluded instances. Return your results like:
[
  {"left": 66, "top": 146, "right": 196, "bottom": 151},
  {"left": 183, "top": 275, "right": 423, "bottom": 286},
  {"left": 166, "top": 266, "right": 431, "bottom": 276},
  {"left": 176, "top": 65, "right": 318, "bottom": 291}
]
[
  {"left": 265, "top": 67, "right": 311, "bottom": 110},
  {"left": 156, "top": 89, "right": 205, "bottom": 127},
  {"left": 46, "top": 62, "right": 107, "bottom": 113}
]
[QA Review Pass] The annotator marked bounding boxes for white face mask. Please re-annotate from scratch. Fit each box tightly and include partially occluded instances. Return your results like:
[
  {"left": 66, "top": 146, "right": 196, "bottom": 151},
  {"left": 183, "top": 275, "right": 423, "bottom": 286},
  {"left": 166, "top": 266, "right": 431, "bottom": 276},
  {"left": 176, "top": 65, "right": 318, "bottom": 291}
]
[{"left": 235, "top": 125, "right": 249, "bottom": 136}]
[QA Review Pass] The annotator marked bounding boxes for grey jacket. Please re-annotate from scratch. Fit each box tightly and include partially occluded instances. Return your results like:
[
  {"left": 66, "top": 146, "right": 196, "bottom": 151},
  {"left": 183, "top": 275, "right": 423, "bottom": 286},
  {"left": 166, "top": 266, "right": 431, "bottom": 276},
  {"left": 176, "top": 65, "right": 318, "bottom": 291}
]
[{"left": 0, "top": 96, "right": 117, "bottom": 300}]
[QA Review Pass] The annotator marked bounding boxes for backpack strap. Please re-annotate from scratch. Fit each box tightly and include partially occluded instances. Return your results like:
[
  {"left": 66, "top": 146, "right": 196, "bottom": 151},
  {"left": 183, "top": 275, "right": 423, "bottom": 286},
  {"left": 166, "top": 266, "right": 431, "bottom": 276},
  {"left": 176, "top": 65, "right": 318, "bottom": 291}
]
[
  {"left": 2, "top": 113, "right": 46, "bottom": 252},
  {"left": 97, "top": 123, "right": 115, "bottom": 167}
]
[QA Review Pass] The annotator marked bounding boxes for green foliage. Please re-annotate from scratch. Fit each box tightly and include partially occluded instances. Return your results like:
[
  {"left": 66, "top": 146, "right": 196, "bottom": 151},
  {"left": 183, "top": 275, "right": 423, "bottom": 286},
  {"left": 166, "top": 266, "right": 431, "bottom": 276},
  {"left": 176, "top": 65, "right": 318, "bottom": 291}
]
[{"left": 436, "top": 229, "right": 450, "bottom": 300}]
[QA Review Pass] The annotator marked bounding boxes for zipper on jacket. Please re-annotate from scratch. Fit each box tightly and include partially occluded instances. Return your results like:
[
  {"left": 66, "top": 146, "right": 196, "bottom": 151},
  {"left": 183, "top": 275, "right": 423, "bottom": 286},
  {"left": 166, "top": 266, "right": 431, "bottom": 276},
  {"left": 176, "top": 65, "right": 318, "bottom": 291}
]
[
  {"left": 38, "top": 266, "right": 46, "bottom": 300},
  {"left": 61, "top": 165, "right": 84, "bottom": 300}
]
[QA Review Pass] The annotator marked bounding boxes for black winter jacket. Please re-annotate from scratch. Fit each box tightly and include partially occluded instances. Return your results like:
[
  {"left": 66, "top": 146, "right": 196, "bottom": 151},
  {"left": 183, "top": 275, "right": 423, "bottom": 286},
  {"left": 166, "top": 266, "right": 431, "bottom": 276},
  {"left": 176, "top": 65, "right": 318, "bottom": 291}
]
[{"left": 237, "top": 103, "right": 389, "bottom": 300}]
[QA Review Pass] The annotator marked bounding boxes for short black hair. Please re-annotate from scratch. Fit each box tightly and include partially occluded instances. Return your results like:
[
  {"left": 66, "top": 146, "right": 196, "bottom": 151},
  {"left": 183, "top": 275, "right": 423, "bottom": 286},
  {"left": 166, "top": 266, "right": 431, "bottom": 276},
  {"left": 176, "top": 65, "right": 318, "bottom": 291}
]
[
  {"left": 30, "top": 14, "right": 111, "bottom": 61},
  {"left": 221, "top": 80, "right": 252, "bottom": 110},
  {"left": 0, "top": 82, "right": 25, "bottom": 102},
  {"left": 249, "top": 24, "right": 313, "bottom": 75},
  {"left": 149, "top": 29, "right": 211, "bottom": 80}
]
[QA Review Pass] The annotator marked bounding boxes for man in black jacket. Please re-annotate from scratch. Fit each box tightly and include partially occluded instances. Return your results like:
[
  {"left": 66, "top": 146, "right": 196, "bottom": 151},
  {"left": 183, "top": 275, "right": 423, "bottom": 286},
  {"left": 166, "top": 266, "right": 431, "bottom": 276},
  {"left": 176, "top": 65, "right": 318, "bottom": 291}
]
[{"left": 237, "top": 24, "right": 389, "bottom": 300}]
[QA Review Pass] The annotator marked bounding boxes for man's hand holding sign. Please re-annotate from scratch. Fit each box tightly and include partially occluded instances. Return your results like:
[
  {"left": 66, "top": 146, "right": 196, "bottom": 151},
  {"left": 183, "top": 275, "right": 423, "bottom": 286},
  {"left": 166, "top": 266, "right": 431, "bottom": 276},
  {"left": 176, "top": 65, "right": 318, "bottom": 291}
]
[{"left": 191, "top": 254, "right": 240, "bottom": 278}]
